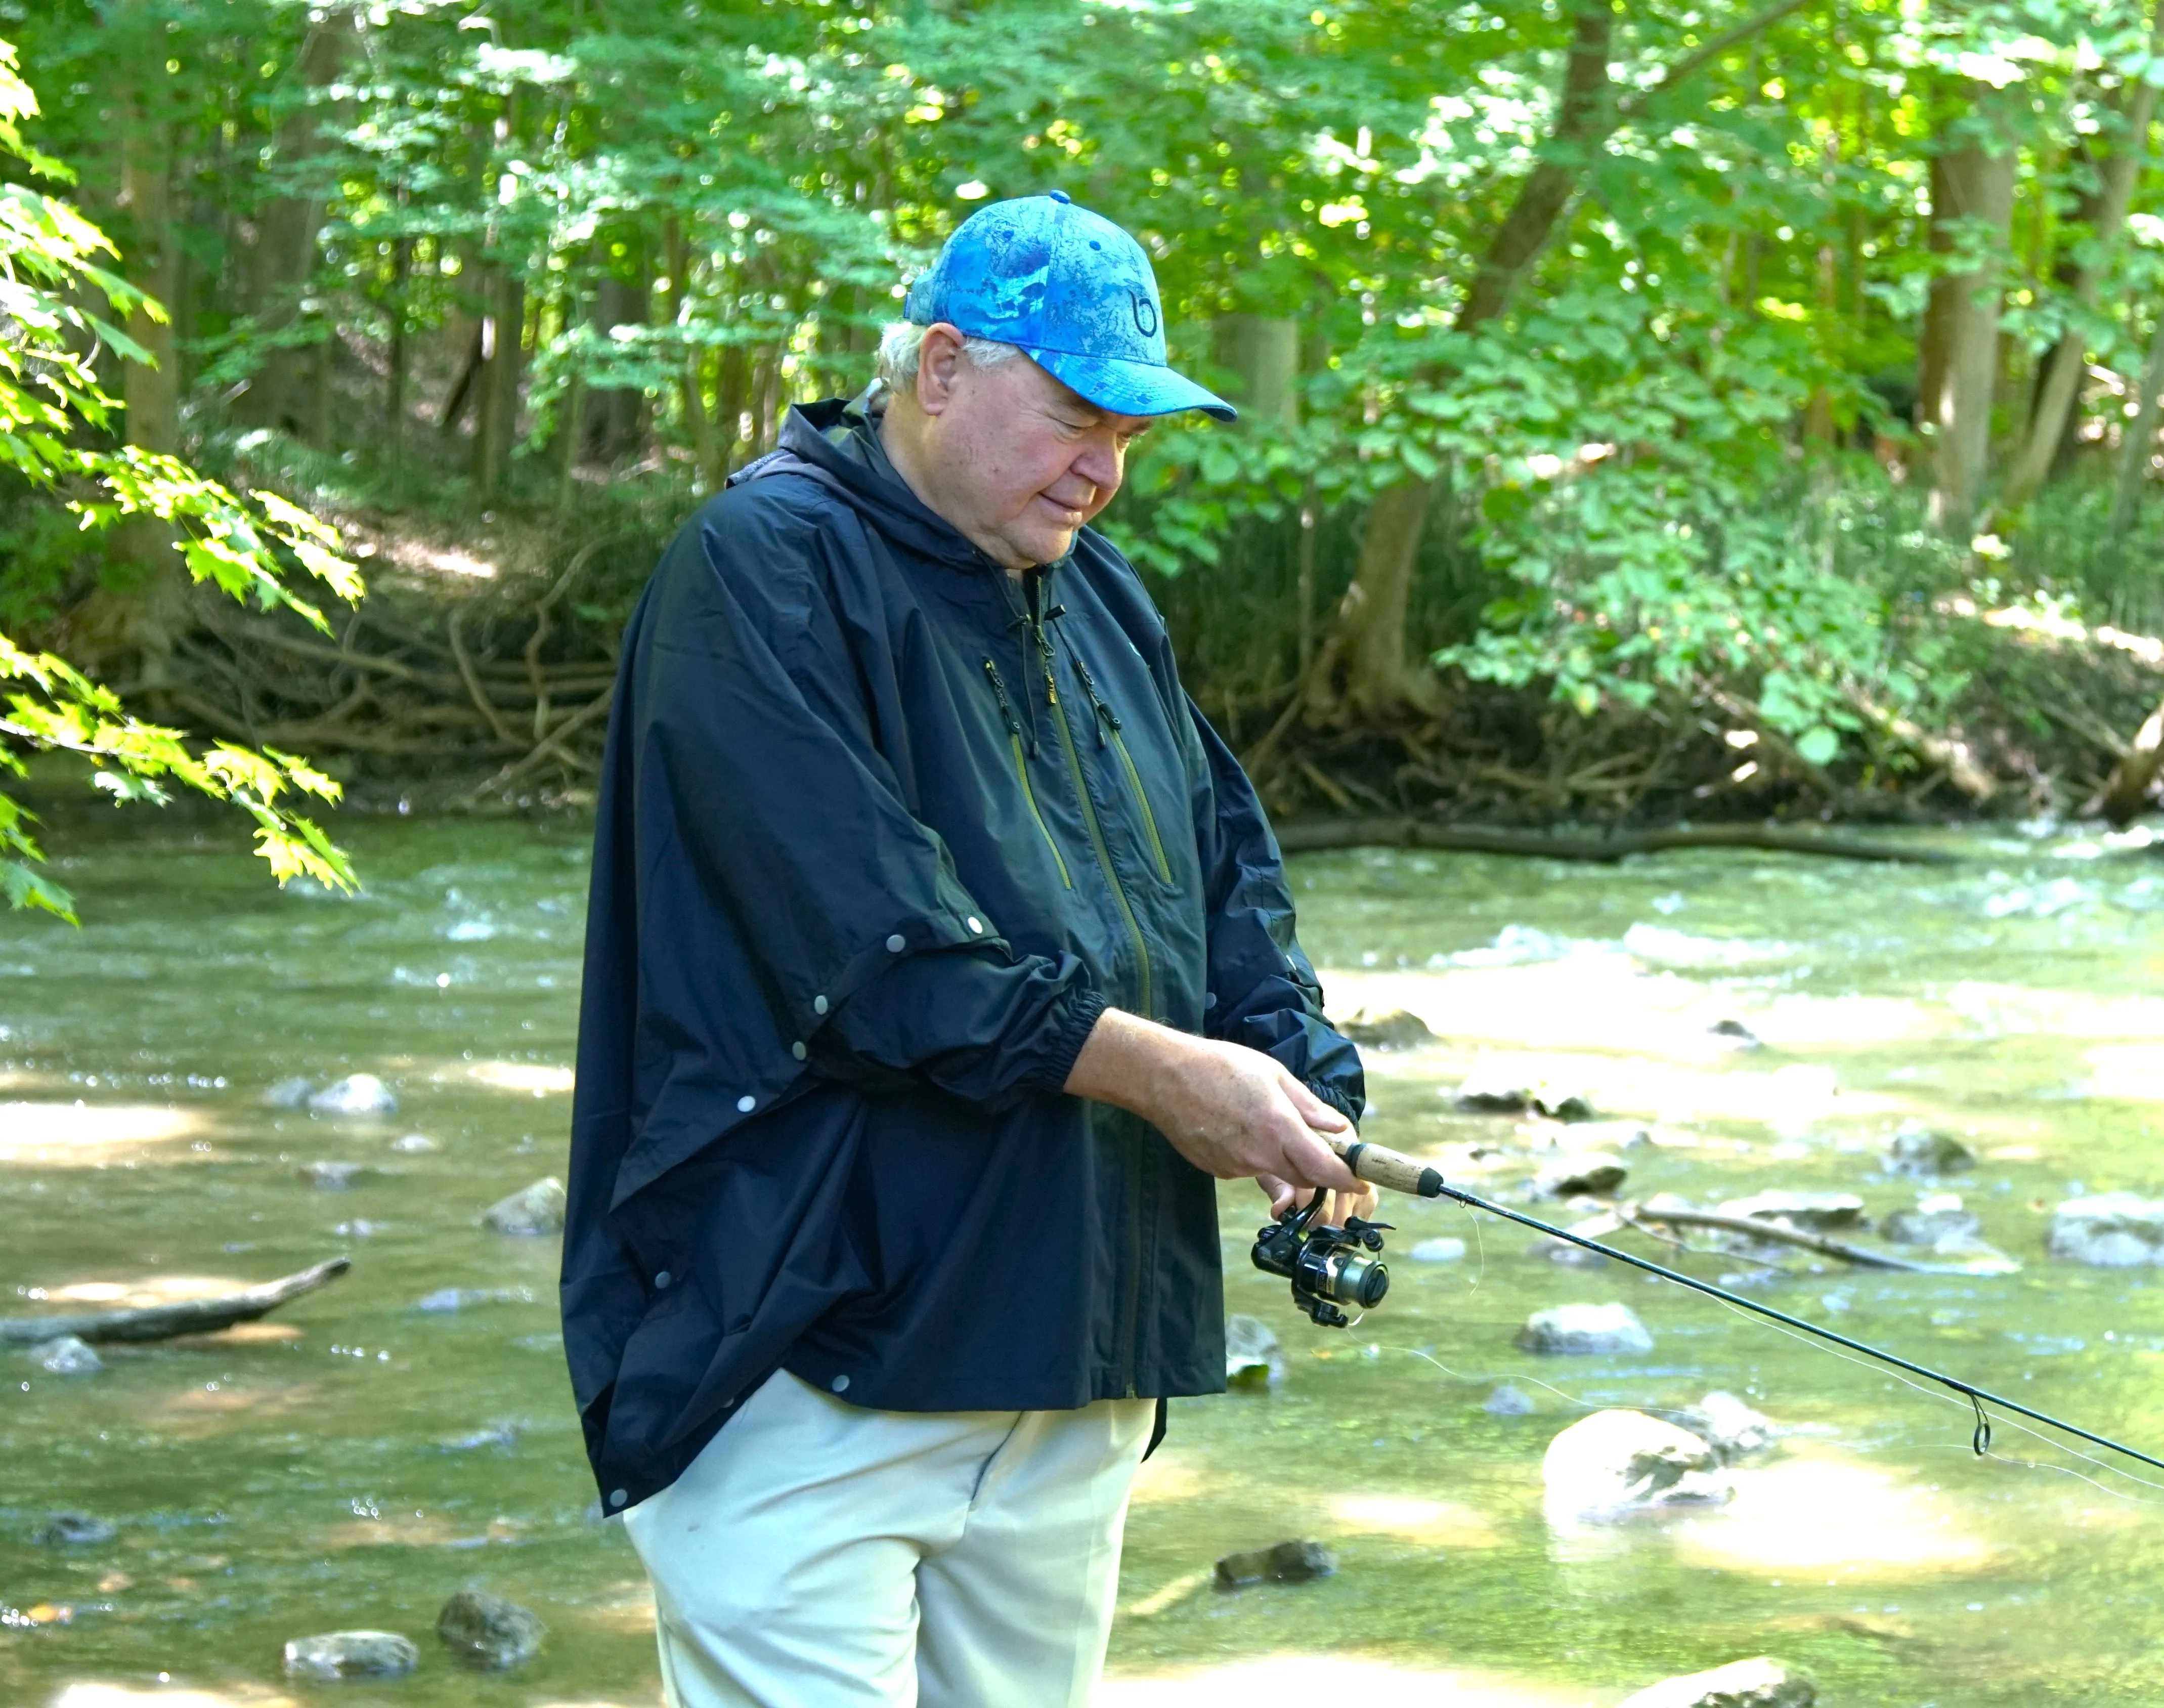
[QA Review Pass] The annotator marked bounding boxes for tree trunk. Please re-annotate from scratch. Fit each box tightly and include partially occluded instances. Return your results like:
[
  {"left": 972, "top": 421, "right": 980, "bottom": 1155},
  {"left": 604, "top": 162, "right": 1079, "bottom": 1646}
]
[
  {"left": 1327, "top": 480, "right": 1439, "bottom": 717},
  {"left": 1915, "top": 152, "right": 1956, "bottom": 437},
  {"left": 1926, "top": 92, "right": 2018, "bottom": 540},
  {"left": 583, "top": 268, "right": 649, "bottom": 463},
  {"left": 2001, "top": 0, "right": 2164, "bottom": 508},
  {"left": 472, "top": 265, "right": 525, "bottom": 498},
  {"left": 386, "top": 235, "right": 411, "bottom": 464},
  {"left": 1212, "top": 314, "right": 1300, "bottom": 425},
  {"left": 2110, "top": 308, "right": 2164, "bottom": 538},
  {"left": 235, "top": 17, "right": 353, "bottom": 437}
]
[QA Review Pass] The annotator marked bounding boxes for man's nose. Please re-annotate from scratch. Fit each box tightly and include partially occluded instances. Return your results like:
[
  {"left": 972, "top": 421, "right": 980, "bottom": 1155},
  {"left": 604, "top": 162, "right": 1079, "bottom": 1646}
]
[{"left": 1072, "top": 434, "right": 1123, "bottom": 500}]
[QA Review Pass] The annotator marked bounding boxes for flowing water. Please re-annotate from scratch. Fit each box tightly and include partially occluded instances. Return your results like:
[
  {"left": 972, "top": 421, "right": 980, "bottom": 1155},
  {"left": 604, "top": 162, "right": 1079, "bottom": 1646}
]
[{"left": 6, "top": 807, "right": 2164, "bottom": 1706}]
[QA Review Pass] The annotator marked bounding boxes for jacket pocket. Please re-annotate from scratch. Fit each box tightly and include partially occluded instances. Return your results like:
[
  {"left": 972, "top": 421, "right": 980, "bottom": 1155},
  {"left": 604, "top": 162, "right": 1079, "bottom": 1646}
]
[{"left": 983, "top": 659, "right": 1073, "bottom": 889}]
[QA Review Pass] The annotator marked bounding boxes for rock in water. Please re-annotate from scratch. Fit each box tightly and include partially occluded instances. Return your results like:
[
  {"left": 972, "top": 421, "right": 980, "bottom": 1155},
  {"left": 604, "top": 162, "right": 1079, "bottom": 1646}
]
[
  {"left": 1535, "top": 1087, "right": 1598, "bottom": 1122},
  {"left": 1536, "top": 1153, "right": 1627, "bottom": 1197},
  {"left": 283, "top": 1631, "right": 421, "bottom": 1680},
  {"left": 1714, "top": 1190, "right": 1865, "bottom": 1232},
  {"left": 1884, "top": 1194, "right": 1982, "bottom": 1248},
  {"left": 1517, "top": 1302, "right": 1654, "bottom": 1355},
  {"left": 416, "top": 1286, "right": 534, "bottom": 1313},
  {"left": 35, "top": 1336, "right": 102, "bottom": 1376},
  {"left": 1542, "top": 1410, "right": 1732, "bottom": 1524},
  {"left": 1339, "top": 1008, "right": 1436, "bottom": 1050},
  {"left": 1618, "top": 1657, "right": 1814, "bottom": 1707},
  {"left": 1224, "top": 1314, "right": 1285, "bottom": 1390},
  {"left": 300, "top": 1160, "right": 363, "bottom": 1190},
  {"left": 1885, "top": 1124, "right": 1974, "bottom": 1178},
  {"left": 33, "top": 1512, "right": 116, "bottom": 1546},
  {"left": 2048, "top": 1192, "right": 2164, "bottom": 1266},
  {"left": 437, "top": 1588, "right": 545, "bottom": 1670},
  {"left": 484, "top": 1176, "right": 567, "bottom": 1236},
  {"left": 1675, "top": 1391, "right": 1776, "bottom": 1463},
  {"left": 1410, "top": 1237, "right": 1467, "bottom": 1263},
  {"left": 308, "top": 1074, "right": 399, "bottom": 1117},
  {"left": 1484, "top": 1383, "right": 1536, "bottom": 1417},
  {"left": 1708, "top": 1019, "right": 1763, "bottom": 1051},
  {"left": 1213, "top": 1539, "right": 1333, "bottom": 1589},
  {"left": 391, "top": 1132, "right": 440, "bottom": 1153},
  {"left": 264, "top": 1076, "right": 316, "bottom": 1109},
  {"left": 1454, "top": 1066, "right": 1532, "bottom": 1114}
]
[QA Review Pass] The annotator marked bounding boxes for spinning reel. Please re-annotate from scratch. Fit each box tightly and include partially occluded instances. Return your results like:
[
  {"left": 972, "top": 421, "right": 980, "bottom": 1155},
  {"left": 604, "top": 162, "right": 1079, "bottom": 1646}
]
[{"left": 1250, "top": 1193, "right": 1392, "bottom": 1328}]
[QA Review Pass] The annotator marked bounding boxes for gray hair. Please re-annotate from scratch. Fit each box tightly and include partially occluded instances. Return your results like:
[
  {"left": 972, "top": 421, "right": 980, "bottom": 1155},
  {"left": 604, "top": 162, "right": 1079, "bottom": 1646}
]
[{"left": 876, "top": 319, "right": 1022, "bottom": 392}]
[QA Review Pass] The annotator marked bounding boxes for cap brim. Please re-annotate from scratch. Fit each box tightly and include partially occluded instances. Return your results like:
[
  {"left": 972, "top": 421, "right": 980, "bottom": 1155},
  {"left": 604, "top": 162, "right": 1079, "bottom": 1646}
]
[{"left": 1024, "top": 347, "right": 1237, "bottom": 422}]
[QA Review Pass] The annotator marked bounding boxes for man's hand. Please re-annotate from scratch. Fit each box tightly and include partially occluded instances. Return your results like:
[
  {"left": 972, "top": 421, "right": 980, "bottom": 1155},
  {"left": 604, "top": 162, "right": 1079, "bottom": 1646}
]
[{"left": 1064, "top": 1008, "right": 1358, "bottom": 1197}]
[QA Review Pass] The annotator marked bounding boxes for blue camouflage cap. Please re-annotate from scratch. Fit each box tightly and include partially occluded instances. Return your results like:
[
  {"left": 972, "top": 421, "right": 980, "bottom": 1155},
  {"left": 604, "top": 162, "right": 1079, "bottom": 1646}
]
[{"left": 904, "top": 192, "right": 1235, "bottom": 422}]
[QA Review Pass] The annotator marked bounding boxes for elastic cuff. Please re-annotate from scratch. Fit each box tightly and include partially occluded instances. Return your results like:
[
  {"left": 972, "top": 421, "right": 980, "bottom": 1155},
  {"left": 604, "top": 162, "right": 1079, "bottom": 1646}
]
[
  {"left": 1036, "top": 985, "right": 1110, "bottom": 1094},
  {"left": 1308, "top": 1079, "right": 1360, "bottom": 1128}
]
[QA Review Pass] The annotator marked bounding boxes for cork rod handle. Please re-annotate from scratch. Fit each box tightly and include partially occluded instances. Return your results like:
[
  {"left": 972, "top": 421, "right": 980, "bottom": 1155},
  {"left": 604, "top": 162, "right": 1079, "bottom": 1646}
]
[{"left": 1325, "top": 1133, "right": 1446, "bottom": 1199}]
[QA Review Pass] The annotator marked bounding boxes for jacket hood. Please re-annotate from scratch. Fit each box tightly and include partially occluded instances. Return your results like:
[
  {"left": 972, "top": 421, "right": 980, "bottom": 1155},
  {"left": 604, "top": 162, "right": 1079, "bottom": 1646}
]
[{"left": 755, "top": 393, "right": 1073, "bottom": 576}]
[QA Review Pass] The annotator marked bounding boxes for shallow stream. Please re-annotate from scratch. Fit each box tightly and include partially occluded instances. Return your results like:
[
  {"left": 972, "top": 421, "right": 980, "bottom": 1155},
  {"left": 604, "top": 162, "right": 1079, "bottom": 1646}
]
[{"left": 6, "top": 811, "right": 2164, "bottom": 1706}]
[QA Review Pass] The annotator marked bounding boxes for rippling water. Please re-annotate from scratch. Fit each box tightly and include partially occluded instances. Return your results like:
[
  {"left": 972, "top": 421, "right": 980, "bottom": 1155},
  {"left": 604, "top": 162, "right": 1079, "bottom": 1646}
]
[{"left": 5, "top": 812, "right": 2164, "bottom": 1705}]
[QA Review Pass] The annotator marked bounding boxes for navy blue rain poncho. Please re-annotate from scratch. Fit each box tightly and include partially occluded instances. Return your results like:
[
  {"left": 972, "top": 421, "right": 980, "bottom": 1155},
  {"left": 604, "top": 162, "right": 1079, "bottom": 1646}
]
[{"left": 562, "top": 397, "right": 1363, "bottom": 1509}]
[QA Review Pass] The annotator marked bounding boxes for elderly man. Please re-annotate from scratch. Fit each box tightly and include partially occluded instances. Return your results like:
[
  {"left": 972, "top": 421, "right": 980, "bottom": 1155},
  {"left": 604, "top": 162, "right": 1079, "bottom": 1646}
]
[{"left": 564, "top": 192, "right": 1367, "bottom": 1708}]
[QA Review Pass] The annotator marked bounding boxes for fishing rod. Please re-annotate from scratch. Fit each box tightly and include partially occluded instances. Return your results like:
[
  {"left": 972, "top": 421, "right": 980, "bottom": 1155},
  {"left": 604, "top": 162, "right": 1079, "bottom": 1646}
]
[{"left": 1247, "top": 1132, "right": 2164, "bottom": 1479}]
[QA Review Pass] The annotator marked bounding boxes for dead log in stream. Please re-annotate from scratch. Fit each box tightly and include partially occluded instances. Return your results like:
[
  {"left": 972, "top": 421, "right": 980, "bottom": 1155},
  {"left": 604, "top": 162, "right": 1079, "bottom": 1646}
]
[
  {"left": 1273, "top": 818, "right": 1964, "bottom": 864},
  {"left": 1617, "top": 1206, "right": 2016, "bottom": 1275},
  {"left": 0, "top": 1257, "right": 351, "bottom": 1346}
]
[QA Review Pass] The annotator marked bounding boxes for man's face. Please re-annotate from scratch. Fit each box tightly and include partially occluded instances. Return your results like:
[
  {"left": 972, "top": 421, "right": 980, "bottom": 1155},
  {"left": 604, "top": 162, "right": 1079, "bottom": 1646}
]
[{"left": 901, "top": 326, "right": 1153, "bottom": 570}]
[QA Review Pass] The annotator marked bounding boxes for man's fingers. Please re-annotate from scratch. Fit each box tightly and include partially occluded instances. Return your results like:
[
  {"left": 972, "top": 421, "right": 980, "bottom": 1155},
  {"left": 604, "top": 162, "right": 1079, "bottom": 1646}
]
[
  {"left": 1280, "top": 1124, "right": 1358, "bottom": 1193},
  {"left": 1256, "top": 1173, "right": 1298, "bottom": 1216}
]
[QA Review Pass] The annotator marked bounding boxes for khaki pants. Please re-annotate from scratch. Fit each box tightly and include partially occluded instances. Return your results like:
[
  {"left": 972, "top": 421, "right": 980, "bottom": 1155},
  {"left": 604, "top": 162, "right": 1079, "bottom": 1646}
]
[{"left": 623, "top": 1369, "right": 1157, "bottom": 1707}]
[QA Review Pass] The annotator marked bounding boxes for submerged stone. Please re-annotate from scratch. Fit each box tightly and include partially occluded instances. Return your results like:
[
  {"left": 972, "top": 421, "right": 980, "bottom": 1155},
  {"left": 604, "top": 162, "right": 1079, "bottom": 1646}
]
[
  {"left": 1618, "top": 1656, "right": 1814, "bottom": 1707},
  {"left": 300, "top": 1160, "right": 364, "bottom": 1190},
  {"left": 1338, "top": 1008, "right": 1436, "bottom": 1050},
  {"left": 308, "top": 1074, "right": 399, "bottom": 1118},
  {"left": 1884, "top": 1194, "right": 1981, "bottom": 1248},
  {"left": 33, "top": 1512, "right": 116, "bottom": 1546},
  {"left": 1708, "top": 1018, "right": 1764, "bottom": 1050},
  {"left": 391, "top": 1132, "right": 441, "bottom": 1153},
  {"left": 1224, "top": 1313, "right": 1284, "bottom": 1390},
  {"left": 1483, "top": 1383, "right": 1536, "bottom": 1416},
  {"left": 416, "top": 1286, "right": 534, "bottom": 1313},
  {"left": 1212, "top": 1539, "right": 1333, "bottom": 1589},
  {"left": 1536, "top": 1152, "right": 1627, "bottom": 1197},
  {"left": 1516, "top": 1302, "right": 1653, "bottom": 1355},
  {"left": 283, "top": 1630, "right": 421, "bottom": 1680},
  {"left": 437, "top": 1587, "right": 545, "bottom": 1670},
  {"left": 484, "top": 1177, "right": 567, "bottom": 1236},
  {"left": 2048, "top": 1192, "right": 2164, "bottom": 1266},
  {"left": 1885, "top": 1125, "right": 1975, "bottom": 1178},
  {"left": 1541, "top": 1410, "right": 1731, "bottom": 1525},
  {"left": 264, "top": 1076, "right": 316, "bottom": 1109},
  {"left": 1675, "top": 1390, "right": 1776, "bottom": 1463},
  {"left": 34, "top": 1335, "right": 102, "bottom": 1376}
]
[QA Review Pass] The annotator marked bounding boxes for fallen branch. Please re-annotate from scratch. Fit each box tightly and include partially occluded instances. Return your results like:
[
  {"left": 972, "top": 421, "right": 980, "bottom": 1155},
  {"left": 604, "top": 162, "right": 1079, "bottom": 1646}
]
[
  {"left": 1622, "top": 1206, "right": 2014, "bottom": 1275},
  {"left": 1272, "top": 818, "right": 1962, "bottom": 864},
  {"left": 0, "top": 1257, "right": 352, "bottom": 1346}
]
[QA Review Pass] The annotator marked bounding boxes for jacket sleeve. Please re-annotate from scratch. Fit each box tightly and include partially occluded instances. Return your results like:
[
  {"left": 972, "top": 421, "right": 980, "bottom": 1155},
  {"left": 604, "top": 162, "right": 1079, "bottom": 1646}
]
[
  {"left": 614, "top": 492, "right": 1101, "bottom": 1203},
  {"left": 1187, "top": 700, "right": 1366, "bottom": 1123}
]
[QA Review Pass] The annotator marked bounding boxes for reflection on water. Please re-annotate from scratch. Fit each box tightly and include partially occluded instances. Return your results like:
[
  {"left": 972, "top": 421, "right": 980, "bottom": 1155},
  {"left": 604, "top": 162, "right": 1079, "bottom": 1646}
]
[{"left": 6, "top": 818, "right": 2164, "bottom": 1703}]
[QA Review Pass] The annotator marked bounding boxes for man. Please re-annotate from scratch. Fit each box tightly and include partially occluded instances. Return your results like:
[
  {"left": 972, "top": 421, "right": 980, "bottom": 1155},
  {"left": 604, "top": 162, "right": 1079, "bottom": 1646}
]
[{"left": 563, "top": 191, "right": 1368, "bottom": 1707}]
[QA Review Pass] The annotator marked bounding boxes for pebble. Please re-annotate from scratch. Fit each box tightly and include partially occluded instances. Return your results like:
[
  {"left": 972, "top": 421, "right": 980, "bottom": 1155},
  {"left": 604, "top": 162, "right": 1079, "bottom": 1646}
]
[
  {"left": 308, "top": 1074, "right": 400, "bottom": 1117},
  {"left": 437, "top": 1587, "right": 545, "bottom": 1669},
  {"left": 1225, "top": 1313, "right": 1285, "bottom": 1391},
  {"left": 2048, "top": 1192, "right": 2164, "bottom": 1266},
  {"left": 1213, "top": 1539, "right": 1334, "bottom": 1590},
  {"left": 1516, "top": 1302, "right": 1653, "bottom": 1355},
  {"left": 391, "top": 1132, "right": 441, "bottom": 1153},
  {"left": 1618, "top": 1656, "right": 1815, "bottom": 1707},
  {"left": 1409, "top": 1236, "right": 1466, "bottom": 1263},
  {"left": 1536, "top": 1152, "right": 1626, "bottom": 1197},
  {"left": 416, "top": 1286, "right": 535, "bottom": 1313},
  {"left": 300, "top": 1160, "right": 363, "bottom": 1190},
  {"left": 33, "top": 1512, "right": 116, "bottom": 1546},
  {"left": 1484, "top": 1383, "right": 1536, "bottom": 1416},
  {"left": 1886, "top": 1124, "right": 1975, "bottom": 1178},
  {"left": 35, "top": 1335, "right": 102, "bottom": 1376},
  {"left": 1713, "top": 1189, "right": 1865, "bottom": 1232},
  {"left": 283, "top": 1631, "right": 421, "bottom": 1680},
  {"left": 484, "top": 1177, "right": 567, "bottom": 1236},
  {"left": 1674, "top": 1390, "right": 1776, "bottom": 1463},
  {"left": 1541, "top": 1409, "right": 1731, "bottom": 1524},
  {"left": 1338, "top": 1008, "right": 1436, "bottom": 1049}
]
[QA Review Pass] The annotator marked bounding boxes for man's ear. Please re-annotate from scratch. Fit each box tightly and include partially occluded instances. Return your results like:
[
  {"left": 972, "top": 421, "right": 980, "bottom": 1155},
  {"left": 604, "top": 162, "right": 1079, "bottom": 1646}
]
[{"left": 915, "top": 323, "right": 968, "bottom": 417}]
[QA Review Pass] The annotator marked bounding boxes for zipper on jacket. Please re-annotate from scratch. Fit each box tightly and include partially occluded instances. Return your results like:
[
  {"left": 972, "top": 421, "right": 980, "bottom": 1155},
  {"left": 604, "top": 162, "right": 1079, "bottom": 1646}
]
[
  {"left": 1071, "top": 655, "right": 1174, "bottom": 884},
  {"left": 1026, "top": 585, "right": 1153, "bottom": 1021},
  {"left": 983, "top": 659, "right": 1071, "bottom": 890}
]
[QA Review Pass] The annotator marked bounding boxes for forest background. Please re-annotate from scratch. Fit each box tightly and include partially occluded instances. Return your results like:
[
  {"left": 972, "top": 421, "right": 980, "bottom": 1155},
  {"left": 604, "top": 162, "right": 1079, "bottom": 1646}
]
[{"left": 9, "top": 0, "right": 2164, "bottom": 908}]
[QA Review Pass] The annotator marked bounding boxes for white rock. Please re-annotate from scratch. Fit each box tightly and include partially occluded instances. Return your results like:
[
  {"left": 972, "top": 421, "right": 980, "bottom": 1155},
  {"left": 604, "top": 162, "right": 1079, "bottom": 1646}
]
[
  {"left": 484, "top": 1176, "right": 567, "bottom": 1236},
  {"left": 283, "top": 1630, "right": 420, "bottom": 1680},
  {"left": 36, "top": 1335, "right": 103, "bottom": 1376},
  {"left": 1516, "top": 1302, "right": 1653, "bottom": 1355},
  {"left": 1675, "top": 1390, "right": 1775, "bottom": 1462},
  {"left": 1409, "top": 1237, "right": 1466, "bottom": 1263},
  {"left": 2048, "top": 1192, "right": 2164, "bottom": 1265},
  {"left": 1225, "top": 1313, "right": 1285, "bottom": 1390},
  {"left": 1618, "top": 1656, "right": 1814, "bottom": 1708},
  {"left": 1541, "top": 1408, "right": 1732, "bottom": 1524},
  {"left": 308, "top": 1074, "right": 399, "bottom": 1117}
]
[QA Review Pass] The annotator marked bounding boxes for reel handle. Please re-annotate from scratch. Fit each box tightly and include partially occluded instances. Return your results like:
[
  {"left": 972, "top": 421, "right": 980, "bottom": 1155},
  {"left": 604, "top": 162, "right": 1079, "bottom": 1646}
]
[{"left": 1324, "top": 1133, "right": 1445, "bottom": 1199}]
